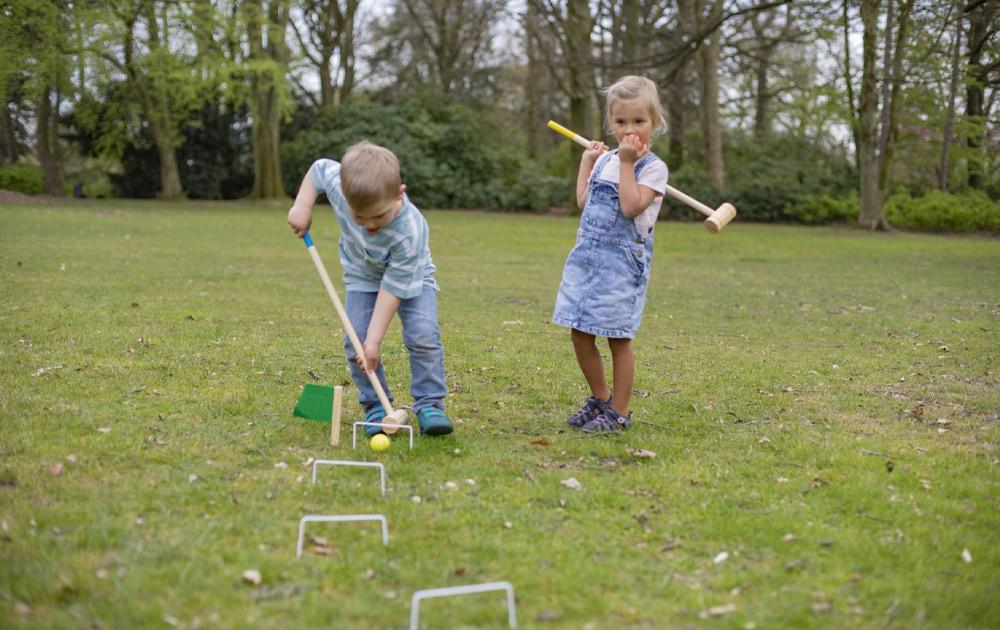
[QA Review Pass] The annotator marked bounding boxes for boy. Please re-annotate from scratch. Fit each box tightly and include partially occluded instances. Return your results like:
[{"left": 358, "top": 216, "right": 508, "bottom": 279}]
[{"left": 287, "top": 141, "right": 453, "bottom": 436}]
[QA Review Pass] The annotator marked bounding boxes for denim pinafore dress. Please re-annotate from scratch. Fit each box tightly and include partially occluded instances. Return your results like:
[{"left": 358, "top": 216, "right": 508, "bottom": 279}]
[{"left": 552, "top": 151, "right": 659, "bottom": 339}]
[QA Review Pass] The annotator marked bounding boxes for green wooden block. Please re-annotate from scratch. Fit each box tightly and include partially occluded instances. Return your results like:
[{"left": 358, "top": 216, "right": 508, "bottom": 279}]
[{"left": 294, "top": 383, "right": 333, "bottom": 422}]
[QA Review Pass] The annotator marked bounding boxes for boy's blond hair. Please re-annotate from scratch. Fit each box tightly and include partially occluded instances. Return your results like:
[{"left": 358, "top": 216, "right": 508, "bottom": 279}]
[
  {"left": 604, "top": 75, "right": 667, "bottom": 137},
  {"left": 340, "top": 141, "right": 402, "bottom": 216}
]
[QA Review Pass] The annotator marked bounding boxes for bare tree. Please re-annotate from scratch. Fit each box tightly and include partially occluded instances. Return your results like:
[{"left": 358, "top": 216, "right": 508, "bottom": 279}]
[
  {"left": 291, "top": 0, "right": 361, "bottom": 113},
  {"left": 374, "top": 0, "right": 508, "bottom": 96}
]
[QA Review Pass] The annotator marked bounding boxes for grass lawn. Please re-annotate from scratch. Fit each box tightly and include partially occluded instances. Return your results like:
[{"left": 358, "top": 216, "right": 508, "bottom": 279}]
[{"left": 1, "top": 200, "right": 998, "bottom": 628}]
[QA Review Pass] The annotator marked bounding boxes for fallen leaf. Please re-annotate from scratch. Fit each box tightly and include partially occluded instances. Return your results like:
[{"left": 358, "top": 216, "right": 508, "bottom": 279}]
[
  {"left": 452, "top": 566, "right": 466, "bottom": 576},
  {"left": 98, "top": 427, "right": 111, "bottom": 434},
  {"left": 783, "top": 533, "right": 797, "bottom": 542},
  {"left": 561, "top": 477, "right": 582, "bottom": 491},
  {"left": 699, "top": 604, "right": 736, "bottom": 618},
  {"left": 776, "top": 476, "right": 789, "bottom": 483},
  {"left": 411, "top": 495, "right": 422, "bottom": 503},
  {"left": 961, "top": 549, "right": 972, "bottom": 563},
  {"left": 14, "top": 602, "right": 29, "bottom": 618},
  {"left": 811, "top": 601, "right": 832, "bottom": 614},
  {"left": 503, "top": 521, "right": 513, "bottom": 529},
  {"left": 784, "top": 558, "right": 807, "bottom": 571},
  {"left": 274, "top": 462, "right": 288, "bottom": 469},
  {"left": 713, "top": 551, "right": 729, "bottom": 564},
  {"left": 242, "top": 569, "right": 262, "bottom": 586},
  {"left": 445, "top": 481, "right": 459, "bottom": 490},
  {"left": 309, "top": 534, "right": 328, "bottom": 547},
  {"left": 530, "top": 439, "right": 549, "bottom": 446},
  {"left": 188, "top": 474, "right": 198, "bottom": 483},
  {"left": 536, "top": 609, "right": 563, "bottom": 622},
  {"left": 885, "top": 460, "right": 895, "bottom": 473},
  {"left": 49, "top": 463, "right": 63, "bottom": 476},
  {"left": 629, "top": 449, "right": 657, "bottom": 459}
]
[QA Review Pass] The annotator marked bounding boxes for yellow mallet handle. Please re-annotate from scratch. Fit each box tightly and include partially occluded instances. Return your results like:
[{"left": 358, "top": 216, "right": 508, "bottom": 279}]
[{"left": 547, "top": 120, "right": 590, "bottom": 148}]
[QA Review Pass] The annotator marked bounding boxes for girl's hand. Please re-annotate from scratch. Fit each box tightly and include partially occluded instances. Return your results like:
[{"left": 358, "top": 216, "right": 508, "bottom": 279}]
[
  {"left": 618, "top": 134, "right": 648, "bottom": 163},
  {"left": 357, "top": 339, "right": 381, "bottom": 373},
  {"left": 287, "top": 203, "right": 313, "bottom": 237},
  {"left": 582, "top": 140, "right": 609, "bottom": 164}
]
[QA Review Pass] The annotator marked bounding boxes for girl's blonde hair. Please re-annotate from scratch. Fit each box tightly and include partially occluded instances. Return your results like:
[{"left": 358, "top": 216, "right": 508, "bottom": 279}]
[{"left": 604, "top": 75, "right": 667, "bottom": 137}]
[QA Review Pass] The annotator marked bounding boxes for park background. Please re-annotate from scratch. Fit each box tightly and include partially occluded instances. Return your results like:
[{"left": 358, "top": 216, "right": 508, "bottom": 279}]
[
  {"left": 2, "top": 0, "right": 999, "bottom": 628},
  {"left": 0, "top": 0, "right": 998, "bottom": 231}
]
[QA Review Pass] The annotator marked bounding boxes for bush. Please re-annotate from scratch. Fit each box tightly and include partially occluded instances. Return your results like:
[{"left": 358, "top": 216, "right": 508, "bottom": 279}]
[
  {"left": 281, "top": 97, "right": 561, "bottom": 211},
  {"left": 784, "top": 193, "right": 859, "bottom": 225},
  {"left": 886, "top": 190, "right": 1000, "bottom": 232},
  {"left": 0, "top": 162, "right": 45, "bottom": 195},
  {"left": 724, "top": 134, "right": 857, "bottom": 222}
]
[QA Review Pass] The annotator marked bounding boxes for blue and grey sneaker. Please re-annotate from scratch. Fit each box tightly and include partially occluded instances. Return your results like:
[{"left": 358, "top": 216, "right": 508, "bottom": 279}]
[
  {"left": 582, "top": 406, "right": 631, "bottom": 433},
  {"left": 567, "top": 395, "right": 611, "bottom": 428},
  {"left": 416, "top": 402, "right": 453, "bottom": 436},
  {"left": 362, "top": 402, "right": 387, "bottom": 436}
]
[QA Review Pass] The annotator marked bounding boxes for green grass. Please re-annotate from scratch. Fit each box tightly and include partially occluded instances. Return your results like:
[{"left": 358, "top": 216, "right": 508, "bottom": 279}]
[{"left": 1, "top": 200, "right": 998, "bottom": 628}]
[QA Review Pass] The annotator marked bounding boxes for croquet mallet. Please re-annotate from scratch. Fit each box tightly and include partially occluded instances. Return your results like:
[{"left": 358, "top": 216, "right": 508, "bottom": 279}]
[
  {"left": 547, "top": 120, "right": 737, "bottom": 233},
  {"left": 302, "top": 231, "right": 409, "bottom": 434}
]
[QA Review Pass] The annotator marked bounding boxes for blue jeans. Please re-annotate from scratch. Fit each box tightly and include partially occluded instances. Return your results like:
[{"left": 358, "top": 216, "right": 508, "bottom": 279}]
[{"left": 343, "top": 285, "right": 447, "bottom": 411}]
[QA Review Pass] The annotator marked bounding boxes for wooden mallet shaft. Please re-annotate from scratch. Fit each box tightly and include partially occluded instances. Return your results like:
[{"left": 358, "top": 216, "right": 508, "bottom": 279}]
[
  {"left": 546, "top": 120, "right": 736, "bottom": 233},
  {"left": 303, "top": 232, "right": 409, "bottom": 434}
]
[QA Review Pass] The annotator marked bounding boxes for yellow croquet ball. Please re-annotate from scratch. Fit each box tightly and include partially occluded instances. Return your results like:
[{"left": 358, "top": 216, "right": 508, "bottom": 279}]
[{"left": 369, "top": 434, "right": 390, "bottom": 452}]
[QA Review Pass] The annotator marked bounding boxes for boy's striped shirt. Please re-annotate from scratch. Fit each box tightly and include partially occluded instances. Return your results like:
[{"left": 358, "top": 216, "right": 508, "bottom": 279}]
[{"left": 310, "top": 159, "right": 437, "bottom": 299}]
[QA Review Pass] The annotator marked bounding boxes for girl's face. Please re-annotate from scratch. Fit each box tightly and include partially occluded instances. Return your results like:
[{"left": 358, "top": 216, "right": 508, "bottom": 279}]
[{"left": 610, "top": 99, "right": 654, "bottom": 148}]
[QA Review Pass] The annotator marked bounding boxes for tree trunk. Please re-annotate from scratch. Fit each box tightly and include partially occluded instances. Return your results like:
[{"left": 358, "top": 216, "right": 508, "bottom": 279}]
[
  {"left": 566, "top": 0, "right": 592, "bottom": 209},
  {"left": 877, "top": 0, "right": 913, "bottom": 204},
  {"left": 753, "top": 46, "right": 773, "bottom": 140},
  {"left": 35, "top": 85, "right": 62, "bottom": 196},
  {"left": 620, "top": 0, "right": 639, "bottom": 71},
  {"left": 843, "top": 0, "right": 860, "bottom": 171},
  {"left": 0, "top": 98, "right": 17, "bottom": 166},
  {"left": 524, "top": 4, "right": 540, "bottom": 159},
  {"left": 964, "top": 0, "right": 995, "bottom": 190},
  {"left": 938, "top": 1, "right": 963, "bottom": 190},
  {"left": 699, "top": 0, "right": 725, "bottom": 189},
  {"left": 857, "top": 0, "right": 887, "bottom": 230},
  {"left": 248, "top": 0, "right": 289, "bottom": 199}
]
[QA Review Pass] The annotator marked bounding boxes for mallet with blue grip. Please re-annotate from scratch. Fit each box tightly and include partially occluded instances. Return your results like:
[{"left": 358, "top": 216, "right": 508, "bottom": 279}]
[
  {"left": 302, "top": 231, "right": 409, "bottom": 434},
  {"left": 547, "top": 120, "right": 737, "bottom": 233}
]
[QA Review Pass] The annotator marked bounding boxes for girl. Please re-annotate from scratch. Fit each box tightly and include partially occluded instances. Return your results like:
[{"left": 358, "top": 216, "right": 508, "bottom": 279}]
[{"left": 552, "top": 75, "right": 669, "bottom": 432}]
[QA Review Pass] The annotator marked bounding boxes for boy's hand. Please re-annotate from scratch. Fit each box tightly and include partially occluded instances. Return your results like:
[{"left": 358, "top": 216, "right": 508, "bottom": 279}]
[
  {"left": 287, "top": 202, "right": 313, "bottom": 237},
  {"left": 582, "top": 140, "right": 608, "bottom": 164},
  {"left": 357, "top": 339, "right": 381, "bottom": 373},
  {"left": 618, "top": 134, "right": 648, "bottom": 164}
]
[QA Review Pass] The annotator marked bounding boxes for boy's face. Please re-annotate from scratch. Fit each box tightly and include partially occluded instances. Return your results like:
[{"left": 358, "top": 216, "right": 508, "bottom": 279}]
[{"left": 351, "top": 185, "right": 406, "bottom": 234}]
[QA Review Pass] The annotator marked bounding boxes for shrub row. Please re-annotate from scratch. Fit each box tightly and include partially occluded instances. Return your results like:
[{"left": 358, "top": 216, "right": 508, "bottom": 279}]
[{"left": 0, "top": 162, "right": 45, "bottom": 195}]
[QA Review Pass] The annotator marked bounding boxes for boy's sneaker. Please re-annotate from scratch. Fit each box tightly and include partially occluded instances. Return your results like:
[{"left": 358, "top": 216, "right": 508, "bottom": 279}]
[
  {"left": 363, "top": 402, "right": 387, "bottom": 436},
  {"left": 416, "top": 403, "right": 453, "bottom": 436},
  {"left": 582, "top": 407, "right": 631, "bottom": 433},
  {"left": 567, "top": 395, "right": 610, "bottom": 428}
]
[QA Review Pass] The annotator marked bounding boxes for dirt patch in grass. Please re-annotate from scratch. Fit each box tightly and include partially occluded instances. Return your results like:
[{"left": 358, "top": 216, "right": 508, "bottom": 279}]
[{"left": 0, "top": 189, "right": 76, "bottom": 205}]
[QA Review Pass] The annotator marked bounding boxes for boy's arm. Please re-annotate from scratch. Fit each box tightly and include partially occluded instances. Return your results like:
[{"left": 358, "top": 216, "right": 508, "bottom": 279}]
[
  {"left": 288, "top": 166, "right": 320, "bottom": 236},
  {"left": 576, "top": 141, "right": 608, "bottom": 208},
  {"left": 358, "top": 288, "right": 401, "bottom": 373},
  {"left": 617, "top": 135, "right": 658, "bottom": 218}
]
